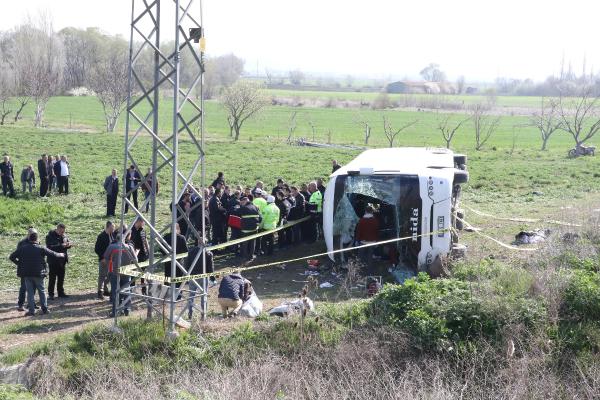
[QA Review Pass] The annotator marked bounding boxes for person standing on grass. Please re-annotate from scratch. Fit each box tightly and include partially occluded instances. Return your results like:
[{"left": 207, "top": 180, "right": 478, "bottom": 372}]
[
  {"left": 124, "top": 165, "right": 142, "bottom": 213},
  {"left": 332, "top": 160, "right": 341, "bottom": 173},
  {"left": 217, "top": 272, "right": 251, "bottom": 318},
  {"left": 45, "top": 223, "right": 72, "bottom": 300},
  {"left": 211, "top": 171, "right": 225, "bottom": 189},
  {"left": 94, "top": 221, "right": 115, "bottom": 299},
  {"left": 104, "top": 169, "right": 119, "bottom": 217},
  {"left": 131, "top": 218, "right": 149, "bottom": 295},
  {"left": 47, "top": 156, "right": 56, "bottom": 193},
  {"left": 16, "top": 228, "right": 36, "bottom": 311},
  {"left": 209, "top": 187, "right": 228, "bottom": 245},
  {"left": 288, "top": 186, "right": 305, "bottom": 243},
  {"left": 54, "top": 155, "right": 70, "bottom": 194},
  {"left": 20, "top": 165, "right": 36, "bottom": 194},
  {"left": 142, "top": 168, "right": 159, "bottom": 213},
  {"left": 103, "top": 231, "right": 137, "bottom": 317},
  {"left": 10, "top": 229, "right": 65, "bottom": 316},
  {"left": 0, "top": 155, "right": 15, "bottom": 197},
  {"left": 38, "top": 154, "right": 49, "bottom": 197}
]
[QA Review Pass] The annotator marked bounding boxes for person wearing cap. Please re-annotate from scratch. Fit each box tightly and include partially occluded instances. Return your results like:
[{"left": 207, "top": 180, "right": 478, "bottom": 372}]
[
  {"left": 251, "top": 181, "right": 264, "bottom": 198},
  {"left": 9, "top": 229, "right": 65, "bottom": 316},
  {"left": 261, "top": 195, "right": 280, "bottom": 256},
  {"left": 238, "top": 195, "right": 261, "bottom": 261}
]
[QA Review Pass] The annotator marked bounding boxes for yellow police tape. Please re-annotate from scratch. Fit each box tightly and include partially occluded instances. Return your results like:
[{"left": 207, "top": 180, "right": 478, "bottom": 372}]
[
  {"left": 120, "top": 228, "right": 450, "bottom": 284},
  {"left": 123, "top": 215, "right": 311, "bottom": 272},
  {"left": 463, "top": 205, "right": 582, "bottom": 228}
]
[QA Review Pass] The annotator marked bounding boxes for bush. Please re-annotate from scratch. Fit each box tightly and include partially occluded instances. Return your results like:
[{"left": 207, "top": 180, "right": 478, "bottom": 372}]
[
  {"left": 369, "top": 273, "right": 546, "bottom": 349},
  {"left": 563, "top": 269, "right": 600, "bottom": 321}
]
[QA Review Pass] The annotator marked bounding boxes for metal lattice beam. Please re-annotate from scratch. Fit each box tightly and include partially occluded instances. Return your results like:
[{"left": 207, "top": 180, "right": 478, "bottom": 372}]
[{"left": 114, "top": 0, "right": 206, "bottom": 336}]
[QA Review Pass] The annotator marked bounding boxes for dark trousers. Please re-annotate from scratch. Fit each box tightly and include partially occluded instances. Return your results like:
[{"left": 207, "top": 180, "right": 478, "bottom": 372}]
[
  {"left": 240, "top": 231, "right": 256, "bottom": 260},
  {"left": 255, "top": 229, "right": 264, "bottom": 253},
  {"left": 229, "top": 228, "right": 241, "bottom": 253},
  {"left": 107, "top": 193, "right": 118, "bottom": 216},
  {"left": 18, "top": 277, "right": 28, "bottom": 306},
  {"left": 48, "top": 262, "right": 66, "bottom": 297},
  {"left": 262, "top": 232, "right": 275, "bottom": 255},
  {"left": 125, "top": 190, "right": 138, "bottom": 213},
  {"left": 58, "top": 176, "right": 69, "bottom": 194},
  {"left": 1, "top": 178, "right": 15, "bottom": 197},
  {"left": 110, "top": 273, "right": 131, "bottom": 315},
  {"left": 210, "top": 219, "right": 226, "bottom": 244},
  {"left": 291, "top": 222, "right": 302, "bottom": 243},
  {"left": 40, "top": 177, "right": 48, "bottom": 197},
  {"left": 304, "top": 215, "right": 318, "bottom": 243}
]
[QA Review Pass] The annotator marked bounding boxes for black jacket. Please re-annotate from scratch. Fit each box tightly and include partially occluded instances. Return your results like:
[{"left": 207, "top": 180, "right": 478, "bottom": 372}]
[
  {"left": 186, "top": 246, "right": 214, "bottom": 275},
  {"left": 208, "top": 195, "right": 226, "bottom": 222},
  {"left": 0, "top": 161, "right": 14, "bottom": 180},
  {"left": 161, "top": 232, "right": 188, "bottom": 277},
  {"left": 131, "top": 226, "right": 149, "bottom": 262},
  {"left": 238, "top": 203, "right": 261, "bottom": 233},
  {"left": 125, "top": 170, "right": 142, "bottom": 192},
  {"left": 38, "top": 159, "right": 48, "bottom": 179},
  {"left": 218, "top": 274, "right": 247, "bottom": 300},
  {"left": 289, "top": 193, "right": 306, "bottom": 220},
  {"left": 275, "top": 198, "right": 292, "bottom": 223},
  {"left": 10, "top": 241, "right": 63, "bottom": 278},
  {"left": 94, "top": 230, "right": 114, "bottom": 261},
  {"left": 45, "top": 230, "right": 69, "bottom": 265}
]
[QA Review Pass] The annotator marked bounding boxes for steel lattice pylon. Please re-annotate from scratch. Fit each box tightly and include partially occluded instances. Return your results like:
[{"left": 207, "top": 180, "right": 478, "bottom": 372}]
[{"left": 114, "top": 0, "right": 207, "bottom": 336}]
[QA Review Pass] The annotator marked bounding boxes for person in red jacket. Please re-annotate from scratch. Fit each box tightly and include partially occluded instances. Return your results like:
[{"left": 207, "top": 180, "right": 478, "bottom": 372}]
[{"left": 355, "top": 205, "right": 380, "bottom": 272}]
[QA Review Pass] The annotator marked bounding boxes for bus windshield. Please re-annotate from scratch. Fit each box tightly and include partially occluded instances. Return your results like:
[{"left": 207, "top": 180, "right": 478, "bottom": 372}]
[{"left": 331, "top": 174, "right": 422, "bottom": 267}]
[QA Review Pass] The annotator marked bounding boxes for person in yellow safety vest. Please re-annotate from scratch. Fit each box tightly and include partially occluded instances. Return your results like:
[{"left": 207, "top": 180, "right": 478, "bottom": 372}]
[
  {"left": 261, "top": 195, "right": 280, "bottom": 255},
  {"left": 252, "top": 188, "right": 268, "bottom": 255},
  {"left": 307, "top": 181, "right": 323, "bottom": 242}
]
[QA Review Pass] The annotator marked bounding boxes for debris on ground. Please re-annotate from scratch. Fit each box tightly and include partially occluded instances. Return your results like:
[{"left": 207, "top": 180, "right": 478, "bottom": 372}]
[
  {"left": 269, "top": 297, "right": 315, "bottom": 317},
  {"left": 319, "top": 282, "right": 334, "bottom": 288},
  {"left": 240, "top": 294, "right": 263, "bottom": 318},
  {"left": 562, "top": 232, "right": 580, "bottom": 244},
  {"left": 514, "top": 229, "right": 550, "bottom": 245}
]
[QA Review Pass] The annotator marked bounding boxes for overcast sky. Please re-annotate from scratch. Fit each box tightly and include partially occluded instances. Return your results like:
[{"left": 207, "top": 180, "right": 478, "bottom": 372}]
[{"left": 1, "top": 0, "right": 598, "bottom": 82}]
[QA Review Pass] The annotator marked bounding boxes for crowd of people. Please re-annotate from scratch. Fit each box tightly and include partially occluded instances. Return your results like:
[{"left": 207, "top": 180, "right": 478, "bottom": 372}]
[
  {"left": 8, "top": 159, "right": 345, "bottom": 318},
  {"left": 0, "top": 154, "right": 72, "bottom": 197}
]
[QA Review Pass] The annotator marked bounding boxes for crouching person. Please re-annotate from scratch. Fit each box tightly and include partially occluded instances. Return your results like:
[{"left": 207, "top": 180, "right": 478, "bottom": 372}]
[
  {"left": 217, "top": 273, "right": 251, "bottom": 318},
  {"left": 103, "top": 231, "right": 137, "bottom": 317},
  {"left": 9, "top": 229, "right": 65, "bottom": 316}
]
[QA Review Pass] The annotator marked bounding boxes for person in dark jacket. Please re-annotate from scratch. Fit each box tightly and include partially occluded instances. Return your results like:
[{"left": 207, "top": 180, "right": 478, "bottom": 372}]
[
  {"left": 131, "top": 218, "right": 149, "bottom": 295},
  {"left": 271, "top": 178, "right": 285, "bottom": 196},
  {"left": 161, "top": 223, "right": 189, "bottom": 281},
  {"left": 209, "top": 188, "right": 227, "bottom": 245},
  {"left": 54, "top": 155, "right": 70, "bottom": 195},
  {"left": 274, "top": 190, "right": 291, "bottom": 249},
  {"left": 45, "top": 223, "right": 72, "bottom": 299},
  {"left": 238, "top": 196, "right": 262, "bottom": 261},
  {"left": 226, "top": 190, "right": 242, "bottom": 253},
  {"left": 0, "top": 155, "right": 15, "bottom": 197},
  {"left": 142, "top": 168, "right": 159, "bottom": 213},
  {"left": 332, "top": 160, "right": 341, "bottom": 173},
  {"left": 20, "top": 165, "right": 36, "bottom": 193},
  {"left": 211, "top": 172, "right": 225, "bottom": 189},
  {"left": 38, "top": 155, "right": 49, "bottom": 197},
  {"left": 186, "top": 243, "right": 215, "bottom": 318},
  {"left": 103, "top": 169, "right": 119, "bottom": 217},
  {"left": 217, "top": 273, "right": 251, "bottom": 317},
  {"left": 10, "top": 229, "right": 65, "bottom": 316},
  {"left": 124, "top": 165, "right": 142, "bottom": 213},
  {"left": 16, "top": 228, "right": 36, "bottom": 311},
  {"left": 289, "top": 186, "right": 306, "bottom": 243},
  {"left": 94, "top": 221, "right": 115, "bottom": 299}
]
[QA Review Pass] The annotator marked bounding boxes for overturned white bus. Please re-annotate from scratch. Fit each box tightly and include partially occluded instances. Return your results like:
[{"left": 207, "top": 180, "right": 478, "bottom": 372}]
[{"left": 323, "top": 147, "right": 468, "bottom": 274}]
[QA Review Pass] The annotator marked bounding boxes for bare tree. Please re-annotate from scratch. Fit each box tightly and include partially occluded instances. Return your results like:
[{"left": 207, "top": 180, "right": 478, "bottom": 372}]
[
  {"left": 420, "top": 63, "right": 446, "bottom": 82},
  {"left": 289, "top": 70, "right": 304, "bottom": 85},
  {"left": 58, "top": 27, "right": 103, "bottom": 89},
  {"left": 221, "top": 80, "right": 268, "bottom": 141},
  {"left": 353, "top": 112, "right": 372, "bottom": 144},
  {"left": 382, "top": 115, "right": 417, "bottom": 148},
  {"left": 12, "top": 15, "right": 64, "bottom": 127},
  {"left": 0, "top": 55, "right": 14, "bottom": 125},
  {"left": 88, "top": 37, "right": 129, "bottom": 132},
  {"left": 306, "top": 113, "right": 317, "bottom": 141},
  {"left": 456, "top": 75, "right": 466, "bottom": 94},
  {"left": 529, "top": 97, "right": 563, "bottom": 150},
  {"left": 556, "top": 85, "right": 600, "bottom": 149},
  {"left": 437, "top": 114, "right": 469, "bottom": 149},
  {"left": 471, "top": 103, "right": 501, "bottom": 150}
]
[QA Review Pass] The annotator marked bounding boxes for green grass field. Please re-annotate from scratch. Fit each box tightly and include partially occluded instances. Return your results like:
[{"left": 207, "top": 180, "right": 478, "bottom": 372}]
[{"left": 0, "top": 94, "right": 599, "bottom": 292}]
